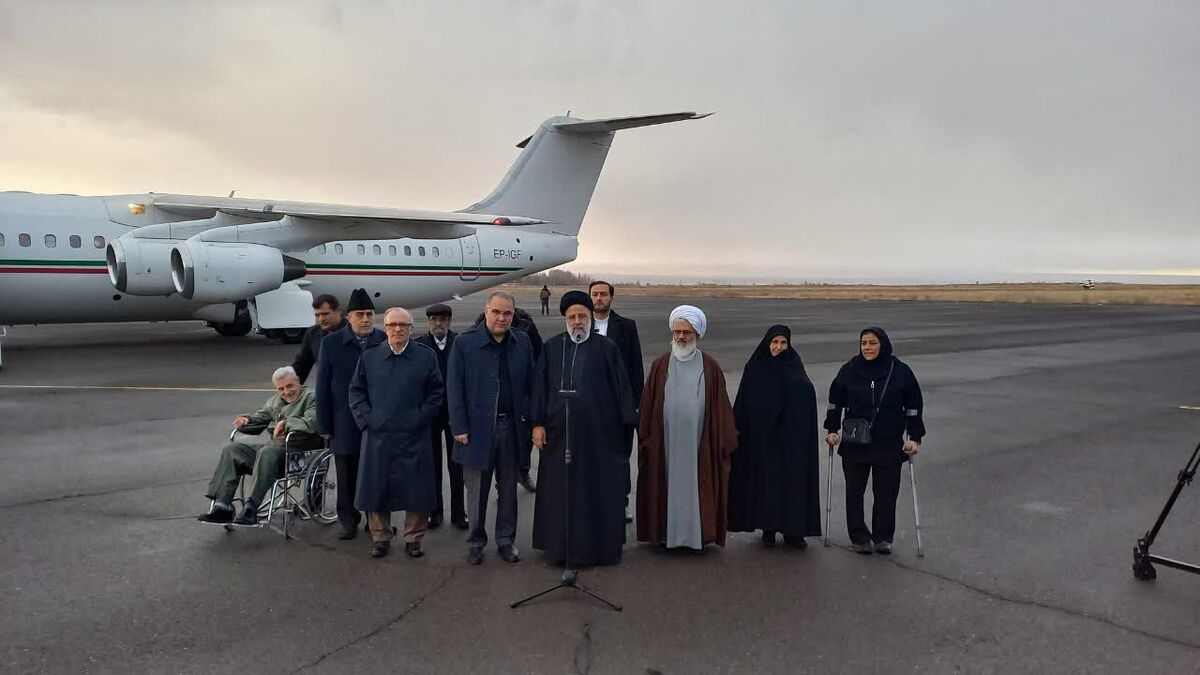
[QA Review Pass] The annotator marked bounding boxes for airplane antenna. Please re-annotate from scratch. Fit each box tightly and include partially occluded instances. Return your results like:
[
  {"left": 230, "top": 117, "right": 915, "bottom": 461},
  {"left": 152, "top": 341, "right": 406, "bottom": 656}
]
[{"left": 228, "top": 189, "right": 238, "bottom": 198}]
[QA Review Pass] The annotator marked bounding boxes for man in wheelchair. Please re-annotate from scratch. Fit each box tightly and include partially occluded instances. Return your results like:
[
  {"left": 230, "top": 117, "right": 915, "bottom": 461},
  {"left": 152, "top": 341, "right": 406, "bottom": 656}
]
[{"left": 197, "top": 366, "right": 319, "bottom": 525}]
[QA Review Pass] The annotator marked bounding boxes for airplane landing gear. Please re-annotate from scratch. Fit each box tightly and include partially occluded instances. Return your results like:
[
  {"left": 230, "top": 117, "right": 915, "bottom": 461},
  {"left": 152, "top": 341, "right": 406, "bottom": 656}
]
[{"left": 207, "top": 304, "right": 252, "bottom": 337}]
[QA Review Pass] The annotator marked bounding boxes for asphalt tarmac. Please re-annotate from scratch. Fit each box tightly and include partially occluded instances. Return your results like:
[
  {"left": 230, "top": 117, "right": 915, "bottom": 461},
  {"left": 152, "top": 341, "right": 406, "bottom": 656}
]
[{"left": 2, "top": 294, "right": 1199, "bottom": 674}]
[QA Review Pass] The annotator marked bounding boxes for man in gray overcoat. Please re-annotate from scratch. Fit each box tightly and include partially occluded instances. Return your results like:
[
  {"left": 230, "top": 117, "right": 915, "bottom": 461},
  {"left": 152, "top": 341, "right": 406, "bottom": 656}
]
[{"left": 349, "top": 307, "right": 445, "bottom": 558}]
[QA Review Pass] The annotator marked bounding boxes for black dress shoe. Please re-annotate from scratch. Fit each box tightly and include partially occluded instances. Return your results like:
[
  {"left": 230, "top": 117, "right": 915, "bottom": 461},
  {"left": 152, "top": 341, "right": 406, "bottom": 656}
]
[
  {"left": 762, "top": 530, "right": 777, "bottom": 548},
  {"left": 337, "top": 525, "right": 357, "bottom": 540},
  {"left": 405, "top": 542, "right": 424, "bottom": 558},
  {"left": 451, "top": 516, "right": 469, "bottom": 530},
  {"left": 466, "top": 547, "right": 484, "bottom": 565},
  {"left": 233, "top": 502, "right": 259, "bottom": 526},
  {"left": 197, "top": 506, "right": 234, "bottom": 524},
  {"left": 784, "top": 535, "right": 808, "bottom": 550},
  {"left": 518, "top": 470, "right": 536, "bottom": 493},
  {"left": 372, "top": 541, "right": 390, "bottom": 558},
  {"left": 873, "top": 540, "right": 892, "bottom": 555},
  {"left": 429, "top": 513, "right": 443, "bottom": 529},
  {"left": 498, "top": 544, "right": 520, "bottom": 563}
]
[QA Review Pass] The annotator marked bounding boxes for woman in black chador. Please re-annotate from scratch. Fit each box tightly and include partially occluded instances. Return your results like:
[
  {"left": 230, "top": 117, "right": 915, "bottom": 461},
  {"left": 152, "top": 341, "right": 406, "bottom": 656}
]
[
  {"left": 824, "top": 327, "right": 925, "bottom": 555},
  {"left": 728, "top": 325, "right": 822, "bottom": 548}
]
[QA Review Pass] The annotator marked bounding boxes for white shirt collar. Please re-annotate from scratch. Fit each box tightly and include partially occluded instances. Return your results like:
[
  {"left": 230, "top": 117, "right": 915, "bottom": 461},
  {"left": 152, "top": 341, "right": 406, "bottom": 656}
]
[{"left": 388, "top": 340, "right": 409, "bottom": 356}]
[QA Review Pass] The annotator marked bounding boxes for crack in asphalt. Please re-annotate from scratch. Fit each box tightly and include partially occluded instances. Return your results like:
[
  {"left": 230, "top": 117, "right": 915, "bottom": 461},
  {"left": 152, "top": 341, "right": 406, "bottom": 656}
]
[
  {"left": 287, "top": 567, "right": 459, "bottom": 674},
  {"left": 0, "top": 478, "right": 208, "bottom": 510},
  {"left": 873, "top": 552, "right": 1200, "bottom": 652},
  {"left": 573, "top": 622, "right": 593, "bottom": 675}
]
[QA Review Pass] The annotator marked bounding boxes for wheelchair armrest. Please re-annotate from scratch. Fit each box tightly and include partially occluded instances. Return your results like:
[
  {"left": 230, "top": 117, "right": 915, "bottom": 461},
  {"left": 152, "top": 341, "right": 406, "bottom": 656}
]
[
  {"left": 284, "top": 430, "right": 326, "bottom": 452},
  {"left": 230, "top": 423, "right": 270, "bottom": 441}
]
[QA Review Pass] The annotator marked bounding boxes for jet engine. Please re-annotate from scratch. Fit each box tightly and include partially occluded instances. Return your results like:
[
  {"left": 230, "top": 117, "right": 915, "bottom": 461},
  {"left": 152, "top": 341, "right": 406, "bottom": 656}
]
[
  {"left": 106, "top": 237, "right": 181, "bottom": 296},
  {"left": 170, "top": 240, "right": 306, "bottom": 303}
]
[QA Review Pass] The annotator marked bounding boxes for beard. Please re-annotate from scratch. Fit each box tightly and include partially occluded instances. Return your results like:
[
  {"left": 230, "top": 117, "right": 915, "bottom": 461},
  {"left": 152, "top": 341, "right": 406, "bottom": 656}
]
[
  {"left": 568, "top": 320, "right": 592, "bottom": 344},
  {"left": 671, "top": 339, "right": 698, "bottom": 361},
  {"left": 431, "top": 327, "right": 448, "bottom": 339}
]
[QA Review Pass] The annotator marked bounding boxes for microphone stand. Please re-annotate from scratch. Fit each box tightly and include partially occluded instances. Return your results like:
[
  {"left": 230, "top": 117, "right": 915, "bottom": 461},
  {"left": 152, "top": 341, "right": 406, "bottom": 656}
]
[{"left": 511, "top": 387, "right": 622, "bottom": 611}]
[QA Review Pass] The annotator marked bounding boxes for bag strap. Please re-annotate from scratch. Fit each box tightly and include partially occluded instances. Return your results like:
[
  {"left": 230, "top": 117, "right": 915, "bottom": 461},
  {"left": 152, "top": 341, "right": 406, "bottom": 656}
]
[{"left": 868, "top": 360, "right": 895, "bottom": 429}]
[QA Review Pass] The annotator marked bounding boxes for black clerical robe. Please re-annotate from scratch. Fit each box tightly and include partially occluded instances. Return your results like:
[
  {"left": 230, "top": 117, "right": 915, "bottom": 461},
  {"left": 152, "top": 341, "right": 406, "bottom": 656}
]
[{"left": 531, "top": 332, "right": 638, "bottom": 566}]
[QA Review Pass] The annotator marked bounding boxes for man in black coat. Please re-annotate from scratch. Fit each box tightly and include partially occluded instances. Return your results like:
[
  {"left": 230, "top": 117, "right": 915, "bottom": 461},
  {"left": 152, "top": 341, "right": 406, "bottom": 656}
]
[
  {"left": 474, "top": 304, "right": 542, "bottom": 493},
  {"left": 414, "top": 303, "right": 466, "bottom": 530},
  {"left": 589, "top": 280, "right": 644, "bottom": 522},
  {"left": 291, "top": 294, "right": 347, "bottom": 384},
  {"left": 316, "top": 288, "right": 386, "bottom": 540}
]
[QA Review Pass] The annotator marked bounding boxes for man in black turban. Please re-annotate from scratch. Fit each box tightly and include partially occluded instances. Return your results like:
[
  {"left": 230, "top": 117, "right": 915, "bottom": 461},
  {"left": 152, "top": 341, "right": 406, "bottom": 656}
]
[{"left": 530, "top": 290, "right": 638, "bottom": 565}]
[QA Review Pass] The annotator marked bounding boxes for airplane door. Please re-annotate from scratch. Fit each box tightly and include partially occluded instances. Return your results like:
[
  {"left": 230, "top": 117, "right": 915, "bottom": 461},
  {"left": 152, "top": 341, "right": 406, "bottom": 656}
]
[{"left": 459, "top": 234, "right": 481, "bottom": 281}]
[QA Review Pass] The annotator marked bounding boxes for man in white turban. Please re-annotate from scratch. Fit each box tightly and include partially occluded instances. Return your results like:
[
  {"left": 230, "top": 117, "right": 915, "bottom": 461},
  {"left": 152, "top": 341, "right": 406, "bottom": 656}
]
[{"left": 636, "top": 305, "right": 737, "bottom": 551}]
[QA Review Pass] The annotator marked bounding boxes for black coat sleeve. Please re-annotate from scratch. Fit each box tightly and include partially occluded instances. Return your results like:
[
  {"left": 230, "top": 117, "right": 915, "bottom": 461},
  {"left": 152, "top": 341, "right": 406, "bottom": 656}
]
[
  {"left": 291, "top": 326, "right": 319, "bottom": 384},
  {"left": 901, "top": 365, "right": 926, "bottom": 442},
  {"left": 824, "top": 365, "right": 849, "bottom": 434},
  {"left": 530, "top": 341, "right": 550, "bottom": 427},
  {"left": 625, "top": 318, "right": 644, "bottom": 406}
]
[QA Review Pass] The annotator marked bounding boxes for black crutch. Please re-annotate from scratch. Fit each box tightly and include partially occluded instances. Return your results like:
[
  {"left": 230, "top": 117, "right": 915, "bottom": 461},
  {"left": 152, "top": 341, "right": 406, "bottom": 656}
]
[
  {"left": 824, "top": 441, "right": 835, "bottom": 547},
  {"left": 908, "top": 456, "right": 925, "bottom": 557}
]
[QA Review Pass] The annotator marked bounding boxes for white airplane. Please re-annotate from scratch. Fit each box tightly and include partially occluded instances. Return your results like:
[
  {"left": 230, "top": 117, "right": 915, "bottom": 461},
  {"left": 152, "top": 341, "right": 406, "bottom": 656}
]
[{"left": 0, "top": 111, "right": 710, "bottom": 365}]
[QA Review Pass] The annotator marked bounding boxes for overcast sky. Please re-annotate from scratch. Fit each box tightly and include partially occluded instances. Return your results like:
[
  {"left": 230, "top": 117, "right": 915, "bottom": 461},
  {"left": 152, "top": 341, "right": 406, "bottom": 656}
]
[{"left": 1, "top": 1, "right": 1197, "bottom": 279}]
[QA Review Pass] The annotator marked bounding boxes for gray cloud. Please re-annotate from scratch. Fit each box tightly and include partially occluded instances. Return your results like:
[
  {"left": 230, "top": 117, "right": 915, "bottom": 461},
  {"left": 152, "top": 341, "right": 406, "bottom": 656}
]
[{"left": 0, "top": 0, "right": 1196, "bottom": 278}]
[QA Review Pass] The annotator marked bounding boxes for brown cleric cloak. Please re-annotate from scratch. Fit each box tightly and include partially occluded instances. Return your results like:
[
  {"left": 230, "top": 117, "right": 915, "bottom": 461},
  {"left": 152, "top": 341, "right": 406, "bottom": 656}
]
[{"left": 636, "top": 351, "right": 738, "bottom": 546}]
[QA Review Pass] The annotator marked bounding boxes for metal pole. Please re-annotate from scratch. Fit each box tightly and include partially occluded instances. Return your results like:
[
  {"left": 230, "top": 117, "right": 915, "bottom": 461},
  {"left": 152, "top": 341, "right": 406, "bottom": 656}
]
[
  {"left": 909, "top": 458, "right": 924, "bottom": 557},
  {"left": 824, "top": 442, "right": 835, "bottom": 547}
]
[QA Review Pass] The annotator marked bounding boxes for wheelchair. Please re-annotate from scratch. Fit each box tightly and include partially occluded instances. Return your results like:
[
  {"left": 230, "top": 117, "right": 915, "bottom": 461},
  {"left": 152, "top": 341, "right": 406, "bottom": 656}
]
[{"left": 220, "top": 422, "right": 339, "bottom": 538}]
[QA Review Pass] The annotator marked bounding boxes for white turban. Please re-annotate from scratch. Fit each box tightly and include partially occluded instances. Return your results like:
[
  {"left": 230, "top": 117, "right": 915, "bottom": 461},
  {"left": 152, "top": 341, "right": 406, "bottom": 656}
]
[{"left": 669, "top": 305, "right": 707, "bottom": 338}]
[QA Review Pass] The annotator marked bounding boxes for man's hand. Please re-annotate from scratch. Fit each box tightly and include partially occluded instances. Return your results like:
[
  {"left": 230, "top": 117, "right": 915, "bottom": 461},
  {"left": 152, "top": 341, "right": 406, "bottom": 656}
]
[
  {"left": 273, "top": 420, "right": 287, "bottom": 441},
  {"left": 532, "top": 426, "right": 547, "bottom": 450},
  {"left": 903, "top": 439, "right": 920, "bottom": 457},
  {"left": 825, "top": 432, "right": 840, "bottom": 447},
  {"left": 233, "top": 415, "right": 250, "bottom": 428},
  {"left": 454, "top": 434, "right": 469, "bottom": 445}
]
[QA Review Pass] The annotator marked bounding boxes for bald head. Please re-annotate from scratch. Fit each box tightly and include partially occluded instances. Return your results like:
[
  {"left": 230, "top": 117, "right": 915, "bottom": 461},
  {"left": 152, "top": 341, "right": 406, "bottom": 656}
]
[{"left": 383, "top": 307, "right": 414, "bottom": 350}]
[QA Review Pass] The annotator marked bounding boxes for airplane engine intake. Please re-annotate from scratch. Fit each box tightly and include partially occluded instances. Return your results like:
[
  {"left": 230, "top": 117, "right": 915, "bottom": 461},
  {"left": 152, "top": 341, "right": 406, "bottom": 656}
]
[
  {"left": 170, "top": 240, "right": 306, "bottom": 303},
  {"left": 106, "top": 238, "right": 181, "bottom": 296}
]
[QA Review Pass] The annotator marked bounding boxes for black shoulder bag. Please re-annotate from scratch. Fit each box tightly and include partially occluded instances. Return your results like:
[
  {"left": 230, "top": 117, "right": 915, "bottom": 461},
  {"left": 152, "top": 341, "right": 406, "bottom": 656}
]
[{"left": 840, "top": 360, "right": 894, "bottom": 445}]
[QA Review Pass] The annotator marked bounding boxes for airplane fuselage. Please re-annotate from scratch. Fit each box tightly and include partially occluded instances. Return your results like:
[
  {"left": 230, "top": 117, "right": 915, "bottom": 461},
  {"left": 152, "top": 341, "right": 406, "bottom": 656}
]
[{"left": 0, "top": 192, "right": 576, "bottom": 325}]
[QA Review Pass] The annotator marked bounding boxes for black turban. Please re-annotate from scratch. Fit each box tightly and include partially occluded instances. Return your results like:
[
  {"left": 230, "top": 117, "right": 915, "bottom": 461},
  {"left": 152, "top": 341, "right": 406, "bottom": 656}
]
[
  {"left": 425, "top": 303, "right": 452, "bottom": 318},
  {"left": 346, "top": 288, "right": 375, "bottom": 312},
  {"left": 559, "top": 290, "right": 593, "bottom": 315}
]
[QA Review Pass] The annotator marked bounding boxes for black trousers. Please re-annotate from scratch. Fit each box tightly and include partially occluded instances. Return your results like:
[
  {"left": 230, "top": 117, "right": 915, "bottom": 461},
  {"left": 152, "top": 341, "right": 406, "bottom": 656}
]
[
  {"left": 540, "top": 299, "right": 550, "bottom": 315},
  {"left": 842, "top": 458, "right": 903, "bottom": 545},
  {"left": 430, "top": 419, "right": 465, "bottom": 520},
  {"left": 334, "top": 453, "right": 361, "bottom": 530}
]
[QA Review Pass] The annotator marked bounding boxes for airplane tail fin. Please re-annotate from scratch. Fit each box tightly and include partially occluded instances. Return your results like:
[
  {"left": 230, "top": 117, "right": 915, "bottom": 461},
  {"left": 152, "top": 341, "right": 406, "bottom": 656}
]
[{"left": 461, "top": 112, "right": 711, "bottom": 235}]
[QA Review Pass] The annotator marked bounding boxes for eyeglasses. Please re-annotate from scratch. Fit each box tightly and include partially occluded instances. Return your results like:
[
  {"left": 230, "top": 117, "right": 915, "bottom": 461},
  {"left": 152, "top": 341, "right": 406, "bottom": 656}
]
[
  {"left": 672, "top": 329, "right": 696, "bottom": 338},
  {"left": 384, "top": 322, "right": 413, "bottom": 330}
]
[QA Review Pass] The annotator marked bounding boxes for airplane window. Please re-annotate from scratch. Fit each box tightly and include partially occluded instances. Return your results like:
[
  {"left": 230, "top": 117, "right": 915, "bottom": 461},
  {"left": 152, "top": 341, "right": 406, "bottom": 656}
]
[
  {"left": 334, "top": 243, "right": 343, "bottom": 254},
  {"left": 404, "top": 245, "right": 412, "bottom": 256},
  {"left": 373, "top": 244, "right": 382, "bottom": 255},
  {"left": 432, "top": 246, "right": 439, "bottom": 256},
  {"left": 70, "top": 235, "right": 81, "bottom": 248},
  {"left": 93, "top": 235, "right": 105, "bottom": 249},
  {"left": 356, "top": 244, "right": 366, "bottom": 255},
  {"left": 318, "top": 244, "right": 327, "bottom": 254},
  {"left": 20, "top": 233, "right": 31, "bottom": 247},
  {"left": 418, "top": 246, "right": 426, "bottom": 257},
  {"left": 388, "top": 245, "right": 396, "bottom": 256},
  {"left": 45, "top": 234, "right": 57, "bottom": 248}
]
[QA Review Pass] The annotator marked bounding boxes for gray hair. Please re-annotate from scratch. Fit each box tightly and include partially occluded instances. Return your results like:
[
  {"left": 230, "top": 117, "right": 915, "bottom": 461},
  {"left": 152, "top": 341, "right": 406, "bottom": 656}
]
[
  {"left": 271, "top": 366, "right": 299, "bottom": 383},
  {"left": 485, "top": 290, "right": 515, "bottom": 307}
]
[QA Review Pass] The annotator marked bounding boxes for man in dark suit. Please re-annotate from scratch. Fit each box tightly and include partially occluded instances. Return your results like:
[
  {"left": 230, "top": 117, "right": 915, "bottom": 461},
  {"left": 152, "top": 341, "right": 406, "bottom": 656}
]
[
  {"left": 589, "top": 280, "right": 644, "bottom": 522},
  {"left": 414, "top": 303, "right": 466, "bottom": 530},
  {"left": 316, "top": 288, "right": 386, "bottom": 539},
  {"left": 291, "top": 294, "right": 347, "bottom": 384}
]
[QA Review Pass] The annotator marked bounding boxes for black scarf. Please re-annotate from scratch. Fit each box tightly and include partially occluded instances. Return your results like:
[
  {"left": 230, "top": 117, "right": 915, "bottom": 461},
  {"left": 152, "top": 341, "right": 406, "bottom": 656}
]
[
  {"left": 734, "top": 325, "right": 813, "bottom": 427},
  {"left": 851, "top": 326, "right": 894, "bottom": 379}
]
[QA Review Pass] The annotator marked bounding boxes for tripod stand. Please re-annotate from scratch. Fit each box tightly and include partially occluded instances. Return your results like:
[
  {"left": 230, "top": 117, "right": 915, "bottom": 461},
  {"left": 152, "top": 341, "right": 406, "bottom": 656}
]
[
  {"left": 1133, "top": 440, "right": 1200, "bottom": 581},
  {"left": 511, "top": 388, "right": 622, "bottom": 611}
]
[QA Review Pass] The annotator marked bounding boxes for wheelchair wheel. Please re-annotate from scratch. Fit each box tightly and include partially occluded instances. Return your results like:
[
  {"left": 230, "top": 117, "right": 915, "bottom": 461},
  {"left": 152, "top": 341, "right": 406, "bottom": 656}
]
[{"left": 303, "top": 449, "right": 338, "bottom": 525}]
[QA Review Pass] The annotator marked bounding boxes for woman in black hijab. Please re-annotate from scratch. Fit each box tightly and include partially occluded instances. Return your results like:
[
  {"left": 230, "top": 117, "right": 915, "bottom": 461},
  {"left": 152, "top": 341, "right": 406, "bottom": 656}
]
[
  {"left": 824, "top": 327, "right": 925, "bottom": 555},
  {"left": 729, "top": 325, "right": 822, "bottom": 548}
]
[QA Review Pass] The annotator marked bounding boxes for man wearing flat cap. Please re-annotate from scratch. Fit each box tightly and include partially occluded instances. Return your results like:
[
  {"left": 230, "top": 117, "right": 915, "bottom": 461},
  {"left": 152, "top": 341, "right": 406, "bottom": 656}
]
[
  {"left": 316, "top": 287, "right": 386, "bottom": 539},
  {"left": 415, "top": 303, "right": 466, "bottom": 529},
  {"left": 530, "top": 291, "right": 638, "bottom": 566},
  {"left": 636, "top": 305, "right": 737, "bottom": 552}
]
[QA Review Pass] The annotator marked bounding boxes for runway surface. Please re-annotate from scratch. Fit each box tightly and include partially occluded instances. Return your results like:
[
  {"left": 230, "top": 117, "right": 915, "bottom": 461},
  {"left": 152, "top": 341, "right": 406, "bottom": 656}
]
[{"left": 2, "top": 294, "right": 1199, "bottom": 673}]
